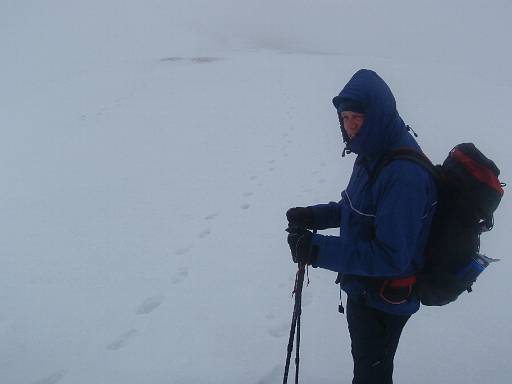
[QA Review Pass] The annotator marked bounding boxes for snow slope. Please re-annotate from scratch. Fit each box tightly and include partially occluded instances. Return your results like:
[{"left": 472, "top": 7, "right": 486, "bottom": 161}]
[{"left": 2, "top": 1, "right": 512, "bottom": 383}]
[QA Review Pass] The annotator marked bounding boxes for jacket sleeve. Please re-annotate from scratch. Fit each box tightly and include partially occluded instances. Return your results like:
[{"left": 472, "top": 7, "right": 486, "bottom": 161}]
[
  {"left": 310, "top": 202, "right": 341, "bottom": 230},
  {"left": 311, "top": 167, "right": 432, "bottom": 277}
]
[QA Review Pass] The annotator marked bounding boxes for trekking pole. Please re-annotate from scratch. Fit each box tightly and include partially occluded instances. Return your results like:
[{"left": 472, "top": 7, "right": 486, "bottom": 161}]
[
  {"left": 283, "top": 229, "right": 315, "bottom": 384},
  {"left": 283, "top": 262, "right": 305, "bottom": 384}
]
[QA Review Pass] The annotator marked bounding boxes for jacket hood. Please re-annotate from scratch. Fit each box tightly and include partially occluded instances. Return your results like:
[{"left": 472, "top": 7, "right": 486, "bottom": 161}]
[{"left": 333, "top": 69, "right": 408, "bottom": 157}]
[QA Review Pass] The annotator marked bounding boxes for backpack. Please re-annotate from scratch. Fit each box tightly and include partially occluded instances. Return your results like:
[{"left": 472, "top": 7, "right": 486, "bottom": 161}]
[{"left": 370, "top": 143, "right": 505, "bottom": 306}]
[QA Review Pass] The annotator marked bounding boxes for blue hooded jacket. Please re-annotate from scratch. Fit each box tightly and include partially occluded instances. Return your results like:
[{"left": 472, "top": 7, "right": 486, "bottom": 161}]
[{"left": 310, "top": 69, "right": 437, "bottom": 315}]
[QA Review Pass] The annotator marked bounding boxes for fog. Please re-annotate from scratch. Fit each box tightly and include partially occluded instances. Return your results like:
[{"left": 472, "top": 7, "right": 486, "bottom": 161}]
[{"left": 1, "top": 1, "right": 511, "bottom": 383}]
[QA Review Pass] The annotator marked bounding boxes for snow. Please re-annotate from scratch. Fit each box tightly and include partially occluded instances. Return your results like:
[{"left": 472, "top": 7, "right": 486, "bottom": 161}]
[{"left": 1, "top": 1, "right": 512, "bottom": 383}]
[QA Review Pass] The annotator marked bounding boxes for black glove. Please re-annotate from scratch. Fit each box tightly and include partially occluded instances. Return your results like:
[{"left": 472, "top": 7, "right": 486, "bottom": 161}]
[
  {"left": 286, "top": 227, "right": 318, "bottom": 266},
  {"left": 286, "top": 206, "right": 315, "bottom": 229}
]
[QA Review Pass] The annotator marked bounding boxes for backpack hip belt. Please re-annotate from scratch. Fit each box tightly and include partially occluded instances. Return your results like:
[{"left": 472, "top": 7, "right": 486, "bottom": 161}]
[{"left": 378, "top": 275, "right": 417, "bottom": 305}]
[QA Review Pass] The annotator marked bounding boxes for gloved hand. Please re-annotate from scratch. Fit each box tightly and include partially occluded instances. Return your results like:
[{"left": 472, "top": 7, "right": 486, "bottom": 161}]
[
  {"left": 286, "top": 207, "right": 315, "bottom": 229},
  {"left": 286, "top": 227, "right": 318, "bottom": 266}
]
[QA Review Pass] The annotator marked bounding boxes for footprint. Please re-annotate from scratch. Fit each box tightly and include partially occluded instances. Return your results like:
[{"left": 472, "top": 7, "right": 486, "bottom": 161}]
[
  {"left": 204, "top": 211, "right": 221, "bottom": 221},
  {"left": 243, "top": 192, "right": 254, "bottom": 198},
  {"left": 160, "top": 57, "right": 185, "bottom": 62},
  {"left": 268, "top": 167, "right": 275, "bottom": 171},
  {"left": 241, "top": 203, "right": 250, "bottom": 210},
  {"left": 265, "top": 312, "right": 275, "bottom": 320},
  {"left": 268, "top": 160, "right": 276, "bottom": 164},
  {"left": 32, "top": 371, "right": 67, "bottom": 384},
  {"left": 267, "top": 323, "right": 289, "bottom": 338},
  {"left": 250, "top": 175, "right": 258, "bottom": 181},
  {"left": 190, "top": 57, "right": 221, "bottom": 64},
  {"left": 135, "top": 295, "right": 164, "bottom": 315},
  {"left": 107, "top": 329, "right": 138, "bottom": 350},
  {"left": 174, "top": 246, "right": 191, "bottom": 256},
  {"left": 318, "top": 178, "right": 326, "bottom": 184},
  {"left": 198, "top": 227, "right": 211, "bottom": 239},
  {"left": 171, "top": 267, "right": 189, "bottom": 284}
]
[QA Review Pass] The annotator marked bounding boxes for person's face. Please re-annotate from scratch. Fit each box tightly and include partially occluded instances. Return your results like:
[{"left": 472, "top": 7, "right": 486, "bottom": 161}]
[{"left": 339, "top": 111, "right": 365, "bottom": 139}]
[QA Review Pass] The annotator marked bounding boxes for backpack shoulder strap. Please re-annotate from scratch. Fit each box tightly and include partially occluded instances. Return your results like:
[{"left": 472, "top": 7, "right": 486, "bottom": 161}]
[{"left": 368, "top": 148, "right": 440, "bottom": 185}]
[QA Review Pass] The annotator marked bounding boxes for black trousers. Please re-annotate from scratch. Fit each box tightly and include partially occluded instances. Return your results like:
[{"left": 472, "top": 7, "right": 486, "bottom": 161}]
[{"left": 346, "top": 298, "right": 411, "bottom": 384}]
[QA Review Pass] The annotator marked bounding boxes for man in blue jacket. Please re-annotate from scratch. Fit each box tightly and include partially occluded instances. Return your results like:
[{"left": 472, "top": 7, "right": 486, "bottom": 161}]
[{"left": 286, "top": 69, "right": 437, "bottom": 384}]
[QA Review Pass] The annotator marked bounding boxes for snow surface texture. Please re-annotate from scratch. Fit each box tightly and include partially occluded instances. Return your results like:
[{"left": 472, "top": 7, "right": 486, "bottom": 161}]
[{"left": 1, "top": 1, "right": 512, "bottom": 383}]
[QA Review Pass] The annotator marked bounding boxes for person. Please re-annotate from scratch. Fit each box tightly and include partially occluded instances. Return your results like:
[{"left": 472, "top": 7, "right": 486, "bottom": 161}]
[{"left": 286, "top": 69, "right": 437, "bottom": 384}]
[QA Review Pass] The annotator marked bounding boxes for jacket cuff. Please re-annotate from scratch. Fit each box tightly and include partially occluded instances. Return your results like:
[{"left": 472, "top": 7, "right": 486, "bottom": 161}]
[{"left": 310, "top": 234, "right": 325, "bottom": 268}]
